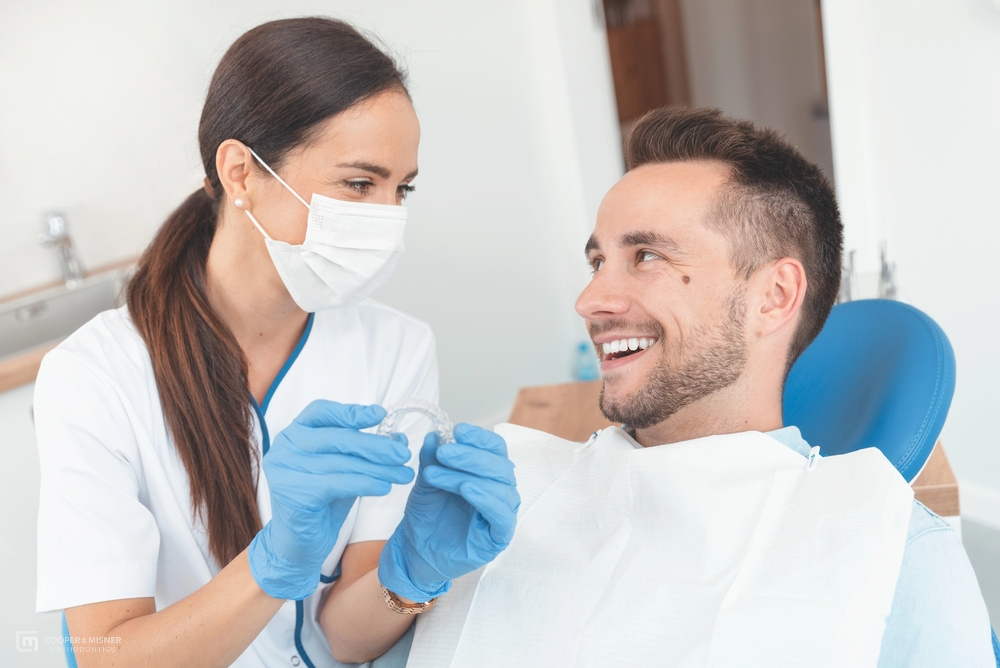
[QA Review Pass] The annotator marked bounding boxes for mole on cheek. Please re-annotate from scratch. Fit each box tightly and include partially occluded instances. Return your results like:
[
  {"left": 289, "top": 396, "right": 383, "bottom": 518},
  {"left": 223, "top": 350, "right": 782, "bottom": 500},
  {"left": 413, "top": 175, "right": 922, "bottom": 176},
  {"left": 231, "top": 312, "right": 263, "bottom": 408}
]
[{"left": 682, "top": 275, "right": 691, "bottom": 284}]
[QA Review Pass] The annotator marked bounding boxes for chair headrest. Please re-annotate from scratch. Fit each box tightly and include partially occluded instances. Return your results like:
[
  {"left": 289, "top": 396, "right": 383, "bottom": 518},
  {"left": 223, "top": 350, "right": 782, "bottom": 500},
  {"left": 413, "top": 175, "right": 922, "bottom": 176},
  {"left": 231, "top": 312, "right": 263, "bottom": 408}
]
[{"left": 782, "top": 299, "right": 956, "bottom": 482}]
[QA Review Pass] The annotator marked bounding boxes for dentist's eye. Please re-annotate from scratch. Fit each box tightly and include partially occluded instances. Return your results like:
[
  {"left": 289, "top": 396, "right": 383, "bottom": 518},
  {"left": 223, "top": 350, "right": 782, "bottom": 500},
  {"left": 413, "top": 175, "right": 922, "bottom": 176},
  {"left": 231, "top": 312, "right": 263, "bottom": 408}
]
[
  {"left": 346, "top": 179, "right": 373, "bottom": 195},
  {"left": 398, "top": 184, "right": 416, "bottom": 201},
  {"left": 589, "top": 257, "right": 605, "bottom": 274}
]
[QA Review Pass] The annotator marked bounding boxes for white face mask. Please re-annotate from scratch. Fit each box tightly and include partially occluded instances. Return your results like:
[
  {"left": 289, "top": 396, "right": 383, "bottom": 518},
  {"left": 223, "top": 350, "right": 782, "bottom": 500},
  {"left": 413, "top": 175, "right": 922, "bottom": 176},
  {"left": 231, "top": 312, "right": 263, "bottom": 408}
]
[{"left": 243, "top": 147, "right": 407, "bottom": 312}]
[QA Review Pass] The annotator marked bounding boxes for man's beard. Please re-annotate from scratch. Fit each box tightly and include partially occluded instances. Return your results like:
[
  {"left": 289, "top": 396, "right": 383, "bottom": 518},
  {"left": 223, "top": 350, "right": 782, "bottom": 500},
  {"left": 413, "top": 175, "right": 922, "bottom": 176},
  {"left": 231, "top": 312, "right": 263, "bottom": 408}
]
[{"left": 597, "top": 286, "right": 749, "bottom": 430}]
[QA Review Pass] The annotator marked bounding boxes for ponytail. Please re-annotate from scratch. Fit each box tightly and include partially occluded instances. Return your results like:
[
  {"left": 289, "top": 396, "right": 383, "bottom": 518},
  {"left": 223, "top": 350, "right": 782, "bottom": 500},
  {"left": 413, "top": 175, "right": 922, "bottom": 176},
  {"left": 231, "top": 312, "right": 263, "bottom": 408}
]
[{"left": 127, "top": 188, "right": 261, "bottom": 566}]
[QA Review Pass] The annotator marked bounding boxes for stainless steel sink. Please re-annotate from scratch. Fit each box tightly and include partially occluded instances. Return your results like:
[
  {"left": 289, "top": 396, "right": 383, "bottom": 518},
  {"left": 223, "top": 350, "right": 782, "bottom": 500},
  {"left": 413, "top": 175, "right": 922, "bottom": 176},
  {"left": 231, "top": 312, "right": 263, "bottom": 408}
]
[{"left": 0, "top": 266, "right": 133, "bottom": 360}]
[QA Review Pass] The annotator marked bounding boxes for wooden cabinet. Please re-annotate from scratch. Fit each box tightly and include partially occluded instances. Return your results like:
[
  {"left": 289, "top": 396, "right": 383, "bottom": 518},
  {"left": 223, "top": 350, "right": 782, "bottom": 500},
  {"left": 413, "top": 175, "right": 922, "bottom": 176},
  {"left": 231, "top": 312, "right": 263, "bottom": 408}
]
[
  {"left": 602, "top": 0, "right": 691, "bottom": 131},
  {"left": 606, "top": 19, "right": 669, "bottom": 123}
]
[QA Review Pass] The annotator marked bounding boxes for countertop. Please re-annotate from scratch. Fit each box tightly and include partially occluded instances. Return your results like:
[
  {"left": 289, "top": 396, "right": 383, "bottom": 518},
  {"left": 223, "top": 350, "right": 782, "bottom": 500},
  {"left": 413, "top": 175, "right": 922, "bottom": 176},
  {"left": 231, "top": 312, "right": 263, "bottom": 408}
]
[{"left": 0, "top": 258, "right": 135, "bottom": 394}]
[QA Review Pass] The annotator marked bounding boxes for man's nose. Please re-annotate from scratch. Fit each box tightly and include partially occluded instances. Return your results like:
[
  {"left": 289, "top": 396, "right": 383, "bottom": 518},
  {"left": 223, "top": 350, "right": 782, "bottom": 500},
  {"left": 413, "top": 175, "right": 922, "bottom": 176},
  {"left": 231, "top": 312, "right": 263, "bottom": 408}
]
[{"left": 575, "top": 269, "right": 631, "bottom": 319}]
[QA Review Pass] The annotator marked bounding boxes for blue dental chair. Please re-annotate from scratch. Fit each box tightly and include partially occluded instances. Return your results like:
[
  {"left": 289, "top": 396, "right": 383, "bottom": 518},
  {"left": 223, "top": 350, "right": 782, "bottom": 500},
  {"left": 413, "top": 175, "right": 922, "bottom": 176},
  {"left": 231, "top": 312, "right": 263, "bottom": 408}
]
[
  {"left": 783, "top": 299, "right": 955, "bottom": 483},
  {"left": 783, "top": 298, "right": 998, "bottom": 665}
]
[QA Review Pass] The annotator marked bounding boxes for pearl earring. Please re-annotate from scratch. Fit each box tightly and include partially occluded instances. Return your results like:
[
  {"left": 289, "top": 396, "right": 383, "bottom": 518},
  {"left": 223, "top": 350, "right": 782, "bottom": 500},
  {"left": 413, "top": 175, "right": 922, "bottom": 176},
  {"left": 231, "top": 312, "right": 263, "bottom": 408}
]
[{"left": 234, "top": 198, "right": 244, "bottom": 208}]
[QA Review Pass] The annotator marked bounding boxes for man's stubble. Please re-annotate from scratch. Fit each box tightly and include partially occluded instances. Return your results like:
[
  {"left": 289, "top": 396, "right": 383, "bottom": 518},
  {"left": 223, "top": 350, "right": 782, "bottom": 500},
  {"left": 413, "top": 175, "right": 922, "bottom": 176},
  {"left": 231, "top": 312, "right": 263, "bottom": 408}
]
[{"left": 598, "top": 285, "right": 749, "bottom": 430}]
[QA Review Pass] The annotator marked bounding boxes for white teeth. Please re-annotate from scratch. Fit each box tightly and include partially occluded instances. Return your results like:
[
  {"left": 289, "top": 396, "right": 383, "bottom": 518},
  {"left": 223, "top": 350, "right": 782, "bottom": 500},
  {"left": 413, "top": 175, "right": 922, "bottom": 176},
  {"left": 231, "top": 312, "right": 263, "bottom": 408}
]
[{"left": 603, "top": 337, "right": 658, "bottom": 357}]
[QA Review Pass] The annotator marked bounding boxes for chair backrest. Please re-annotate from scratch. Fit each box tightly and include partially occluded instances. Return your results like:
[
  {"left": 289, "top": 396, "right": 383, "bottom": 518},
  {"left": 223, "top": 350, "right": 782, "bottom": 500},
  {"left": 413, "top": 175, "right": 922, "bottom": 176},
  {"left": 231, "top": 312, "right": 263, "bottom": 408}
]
[{"left": 783, "top": 299, "right": 956, "bottom": 483}]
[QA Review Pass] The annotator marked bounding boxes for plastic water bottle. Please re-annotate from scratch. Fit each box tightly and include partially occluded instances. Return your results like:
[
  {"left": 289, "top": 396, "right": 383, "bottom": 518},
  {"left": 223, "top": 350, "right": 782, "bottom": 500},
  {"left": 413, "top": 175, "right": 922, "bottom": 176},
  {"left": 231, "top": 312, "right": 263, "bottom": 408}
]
[{"left": 572, "top": 341, "right": 600, "bottom": 381}]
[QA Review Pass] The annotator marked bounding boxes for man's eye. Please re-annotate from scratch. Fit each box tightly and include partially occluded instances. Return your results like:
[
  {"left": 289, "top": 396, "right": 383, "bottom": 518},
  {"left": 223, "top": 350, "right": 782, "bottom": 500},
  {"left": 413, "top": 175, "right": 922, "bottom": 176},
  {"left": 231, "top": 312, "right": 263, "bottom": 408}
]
[
  {"left": 589, "top": 258, "right": 605, "bottom": 273},
  {"left": 398, "top": 184, "right": 416, "bottom": 201},
  {"left": 638, "top": 250, "right": 660, "bottom": 263}
]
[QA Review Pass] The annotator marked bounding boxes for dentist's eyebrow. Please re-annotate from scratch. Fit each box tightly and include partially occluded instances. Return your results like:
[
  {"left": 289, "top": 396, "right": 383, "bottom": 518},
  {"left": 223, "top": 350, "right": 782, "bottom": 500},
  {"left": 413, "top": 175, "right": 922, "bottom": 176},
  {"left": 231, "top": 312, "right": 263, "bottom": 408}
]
[
  {"left": 619, "top": 230, "right": 684, "bottom": 255},
  {"left": 337, "top": 162, "right": 417, "bottom": 181},
  {"left": 584, "top": 234, "right": 601, "bottom": 255},
  {"left": 338, "top": 161, "right": 390, "bottom": 177},
  {"left": 336, "top": 162, "right": 419, "bottom": 181}
]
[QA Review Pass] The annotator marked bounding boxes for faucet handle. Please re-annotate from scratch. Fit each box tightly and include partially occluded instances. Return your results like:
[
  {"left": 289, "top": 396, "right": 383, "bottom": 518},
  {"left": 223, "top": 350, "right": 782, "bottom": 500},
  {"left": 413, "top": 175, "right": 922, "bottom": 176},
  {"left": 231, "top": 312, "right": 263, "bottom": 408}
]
[
  {"left": 39, "top": 211, "right": 69, "bottom": 245},
  {"left": 38, "top": 210, "right": 84, "bottom": 282}
]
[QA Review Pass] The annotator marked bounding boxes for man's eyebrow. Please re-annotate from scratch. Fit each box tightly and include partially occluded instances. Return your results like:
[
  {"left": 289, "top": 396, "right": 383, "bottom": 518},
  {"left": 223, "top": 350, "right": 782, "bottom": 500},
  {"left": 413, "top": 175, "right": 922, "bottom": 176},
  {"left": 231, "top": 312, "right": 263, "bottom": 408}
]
[
  {"left": 619, "top": 230, "right": 683, "bottom": 254},
  {"left": 336, "top": 163, "right": 419, "bottom": 181},
  {"left": 584, "top": 234, "right": 601, "bottom": 255}
]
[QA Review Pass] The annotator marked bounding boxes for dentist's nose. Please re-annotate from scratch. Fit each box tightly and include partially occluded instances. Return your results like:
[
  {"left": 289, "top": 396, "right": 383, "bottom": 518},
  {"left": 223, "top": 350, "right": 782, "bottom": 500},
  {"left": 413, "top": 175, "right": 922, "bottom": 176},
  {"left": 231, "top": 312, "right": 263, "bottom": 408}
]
[{"left": 575, "top": 270, "right": 631, "bottom": 320}]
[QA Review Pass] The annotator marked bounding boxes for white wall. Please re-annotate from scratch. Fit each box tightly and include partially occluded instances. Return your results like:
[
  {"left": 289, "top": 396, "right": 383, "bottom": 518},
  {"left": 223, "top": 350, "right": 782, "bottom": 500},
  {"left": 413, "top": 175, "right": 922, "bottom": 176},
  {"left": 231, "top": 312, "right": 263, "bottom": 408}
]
[
  {"left": 679, "top": 0, "right": 835, "bottom": 180},
  {"left": 0, "top": 0, "right": 623, "bottom": 424},
  {"left": 821, "top": 0, "right": 1000, "bottom": 525}
]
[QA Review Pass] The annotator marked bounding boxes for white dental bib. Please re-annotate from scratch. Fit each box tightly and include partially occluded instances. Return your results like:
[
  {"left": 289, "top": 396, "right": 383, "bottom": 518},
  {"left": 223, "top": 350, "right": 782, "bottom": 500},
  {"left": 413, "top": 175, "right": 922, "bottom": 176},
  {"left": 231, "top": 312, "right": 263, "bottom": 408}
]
[{"left": 408, "top": 424, "right": 913, "bottom": 668}]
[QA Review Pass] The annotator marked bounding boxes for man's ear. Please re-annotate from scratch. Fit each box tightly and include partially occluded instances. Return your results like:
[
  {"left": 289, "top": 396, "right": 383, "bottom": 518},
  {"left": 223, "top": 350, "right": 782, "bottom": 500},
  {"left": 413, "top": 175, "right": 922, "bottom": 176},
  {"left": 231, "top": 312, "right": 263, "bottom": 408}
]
[
  {"left": 755, "top": 257, "right": 807, "bottom": 337},
  {"left": 216, "top": 139, "right": 254, "bottom": 207}
]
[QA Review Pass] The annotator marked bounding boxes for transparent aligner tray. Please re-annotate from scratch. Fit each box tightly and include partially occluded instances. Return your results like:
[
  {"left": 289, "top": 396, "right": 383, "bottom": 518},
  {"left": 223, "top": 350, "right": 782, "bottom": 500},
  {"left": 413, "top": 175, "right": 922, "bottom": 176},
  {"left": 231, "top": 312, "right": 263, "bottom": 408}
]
[{"left": 376, "top": 399, "right": 455, "bottom": 443}]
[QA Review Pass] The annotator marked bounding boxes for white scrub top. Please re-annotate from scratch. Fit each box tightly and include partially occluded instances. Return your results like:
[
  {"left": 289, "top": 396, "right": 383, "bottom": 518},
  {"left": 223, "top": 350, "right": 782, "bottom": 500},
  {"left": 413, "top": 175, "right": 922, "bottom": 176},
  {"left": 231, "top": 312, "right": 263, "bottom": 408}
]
[{"left": 34, "top": 300, "right": 438, "bottom": 668}]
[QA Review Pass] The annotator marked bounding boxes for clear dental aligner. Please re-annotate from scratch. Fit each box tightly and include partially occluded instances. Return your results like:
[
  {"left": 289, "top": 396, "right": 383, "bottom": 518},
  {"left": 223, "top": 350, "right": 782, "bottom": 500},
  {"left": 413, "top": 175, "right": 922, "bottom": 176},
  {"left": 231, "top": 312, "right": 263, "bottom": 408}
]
[{"left": 377, "top": 399, "right": 455, "bottom": 444}]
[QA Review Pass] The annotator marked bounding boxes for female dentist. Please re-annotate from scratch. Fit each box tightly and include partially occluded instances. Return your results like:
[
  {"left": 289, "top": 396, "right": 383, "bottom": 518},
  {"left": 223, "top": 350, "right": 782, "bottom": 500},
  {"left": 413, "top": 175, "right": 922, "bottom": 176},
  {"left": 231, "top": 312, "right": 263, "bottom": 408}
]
[{"left": 33, "top": 17, "right": 518, "bottom": 668}]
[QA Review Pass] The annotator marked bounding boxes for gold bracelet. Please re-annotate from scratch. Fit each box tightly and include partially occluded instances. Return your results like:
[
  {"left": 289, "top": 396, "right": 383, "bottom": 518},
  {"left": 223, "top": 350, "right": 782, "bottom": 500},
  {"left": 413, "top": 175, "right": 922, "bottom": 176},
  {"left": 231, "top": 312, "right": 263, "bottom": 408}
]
[{"left": 381, "top": 585, "right": 437, "bottom": 615}]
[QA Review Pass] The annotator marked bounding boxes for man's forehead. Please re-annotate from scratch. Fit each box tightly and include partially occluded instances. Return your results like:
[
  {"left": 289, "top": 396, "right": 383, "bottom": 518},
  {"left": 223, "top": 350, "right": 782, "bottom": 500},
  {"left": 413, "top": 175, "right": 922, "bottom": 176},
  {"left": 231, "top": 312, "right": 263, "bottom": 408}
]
[
  {"left": 605, "top": 161, "right": 730, "bottom": 215},
  {"left": 588, "top": 161, "right": 731, "bottom": 252}
]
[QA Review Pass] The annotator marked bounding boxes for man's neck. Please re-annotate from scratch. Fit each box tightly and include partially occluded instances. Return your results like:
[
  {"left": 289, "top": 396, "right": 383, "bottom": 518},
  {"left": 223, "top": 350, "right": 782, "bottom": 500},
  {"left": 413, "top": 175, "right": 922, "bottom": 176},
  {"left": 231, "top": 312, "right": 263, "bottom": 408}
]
[{"left": 633, "top": 378, "right": 783, "bottom": 447}]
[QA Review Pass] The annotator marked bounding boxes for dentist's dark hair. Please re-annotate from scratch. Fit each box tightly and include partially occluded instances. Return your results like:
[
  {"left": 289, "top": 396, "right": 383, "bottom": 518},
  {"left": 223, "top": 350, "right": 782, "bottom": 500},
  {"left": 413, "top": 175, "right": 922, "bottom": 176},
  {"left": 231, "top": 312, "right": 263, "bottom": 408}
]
[
  {"left": 126, "top": 17, "right": 408, "bottom": 567},
  {"left": 624, "top": 106, "right": 842, "bottom": 376}
]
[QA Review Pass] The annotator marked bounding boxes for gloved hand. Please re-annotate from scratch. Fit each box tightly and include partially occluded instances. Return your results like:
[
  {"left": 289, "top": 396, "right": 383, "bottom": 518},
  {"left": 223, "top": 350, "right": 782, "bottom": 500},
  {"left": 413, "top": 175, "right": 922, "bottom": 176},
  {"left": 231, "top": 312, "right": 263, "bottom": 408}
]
[
  {"left": 248, "top": 400, "right": 414, "bottom": 600},
  {"left": 378, "top": 423, "right": 520, "bottom": 602}
]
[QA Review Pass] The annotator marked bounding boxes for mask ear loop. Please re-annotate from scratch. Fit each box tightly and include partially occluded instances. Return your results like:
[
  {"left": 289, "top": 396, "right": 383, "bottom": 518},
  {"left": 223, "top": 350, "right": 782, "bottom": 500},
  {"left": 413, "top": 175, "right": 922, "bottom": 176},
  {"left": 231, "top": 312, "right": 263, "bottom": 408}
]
[
  {"left": 242, "top": 146, "right": 312, "bottom": 241},
  {"left": 246, "top": 147, "right": 311, "bottom": 210}
]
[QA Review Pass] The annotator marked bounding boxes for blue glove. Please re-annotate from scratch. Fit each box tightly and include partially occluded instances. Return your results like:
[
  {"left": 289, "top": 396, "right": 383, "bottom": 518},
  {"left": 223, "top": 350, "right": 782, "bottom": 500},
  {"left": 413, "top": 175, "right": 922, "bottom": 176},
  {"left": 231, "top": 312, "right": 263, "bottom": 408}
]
[
  {"left": 248, "top": 400, "right": 414, "bottom": 600},
  {"left": 378, "top": 423, "right": 520, "bottom": 602}
]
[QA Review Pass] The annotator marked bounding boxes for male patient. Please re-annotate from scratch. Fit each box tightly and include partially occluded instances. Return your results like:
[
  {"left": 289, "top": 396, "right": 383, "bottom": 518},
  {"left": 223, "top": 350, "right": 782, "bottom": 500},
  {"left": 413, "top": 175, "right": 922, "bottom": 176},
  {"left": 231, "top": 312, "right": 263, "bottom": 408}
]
[{"left": 405, "top": 108, "right": 994, "bottom": 667}]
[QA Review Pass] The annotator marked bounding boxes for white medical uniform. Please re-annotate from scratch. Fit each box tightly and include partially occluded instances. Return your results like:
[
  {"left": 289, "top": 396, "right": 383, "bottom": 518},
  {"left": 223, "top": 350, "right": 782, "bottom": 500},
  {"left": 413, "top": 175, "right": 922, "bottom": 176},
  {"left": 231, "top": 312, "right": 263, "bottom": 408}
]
[{"left": 34, "top": 300, "right": 438, "bottom": 668}]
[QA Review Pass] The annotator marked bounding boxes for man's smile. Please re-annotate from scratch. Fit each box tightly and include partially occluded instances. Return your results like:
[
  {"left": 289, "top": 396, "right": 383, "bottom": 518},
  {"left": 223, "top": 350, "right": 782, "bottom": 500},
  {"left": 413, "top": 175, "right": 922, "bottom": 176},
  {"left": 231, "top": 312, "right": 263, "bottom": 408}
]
[
  {"left": 592, "top": 335, "right": 660, "bottom": 371},
  {"left": 600, "top": 336, "right": 658, "bottom": 358}
]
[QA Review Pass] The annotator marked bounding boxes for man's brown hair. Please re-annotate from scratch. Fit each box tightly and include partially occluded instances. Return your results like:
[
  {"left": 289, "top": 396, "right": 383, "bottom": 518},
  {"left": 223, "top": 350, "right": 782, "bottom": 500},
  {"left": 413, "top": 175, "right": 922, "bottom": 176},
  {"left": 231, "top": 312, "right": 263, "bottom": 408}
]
[{"left": 625, "top": 106, "right": 843, "bottom": 371}]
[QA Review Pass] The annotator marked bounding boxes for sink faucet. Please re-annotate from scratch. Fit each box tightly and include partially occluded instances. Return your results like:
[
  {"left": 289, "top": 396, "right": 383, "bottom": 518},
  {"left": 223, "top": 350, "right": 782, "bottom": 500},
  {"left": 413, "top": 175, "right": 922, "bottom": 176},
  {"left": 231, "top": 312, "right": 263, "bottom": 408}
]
[{"left": 38, "top": 211, "right": 85, "bottom": 284}]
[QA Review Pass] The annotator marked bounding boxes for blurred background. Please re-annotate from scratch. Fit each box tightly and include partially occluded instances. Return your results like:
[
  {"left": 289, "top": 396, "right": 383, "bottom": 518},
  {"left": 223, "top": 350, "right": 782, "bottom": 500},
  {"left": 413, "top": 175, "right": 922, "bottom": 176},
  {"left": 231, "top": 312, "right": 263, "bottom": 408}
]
[{"left": 2, "top": 0, "right": 999, "bottom": 664}]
